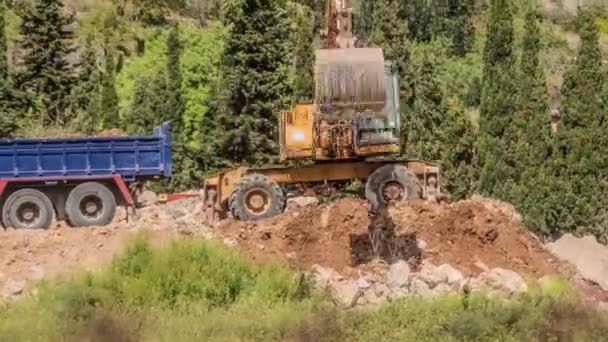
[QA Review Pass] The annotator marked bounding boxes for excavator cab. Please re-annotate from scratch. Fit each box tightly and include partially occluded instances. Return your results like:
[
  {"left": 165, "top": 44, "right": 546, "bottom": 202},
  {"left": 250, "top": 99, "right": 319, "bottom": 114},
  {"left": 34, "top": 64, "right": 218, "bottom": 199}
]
[{"left": 279, "top": 48, "right": 401, "bottom": 161}]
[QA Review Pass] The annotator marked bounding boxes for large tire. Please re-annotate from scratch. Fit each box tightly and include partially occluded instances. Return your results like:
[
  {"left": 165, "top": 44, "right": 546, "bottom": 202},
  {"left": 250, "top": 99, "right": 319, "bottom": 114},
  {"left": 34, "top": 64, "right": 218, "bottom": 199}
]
[
  {"left": 365, "top": 164, "right": 421, "bottom": 209},
  {"left": 229, "top": 174, "right": 285, "bottom": 221},
  {"left": 2, "top": 189, "right": 54, "bottom": 229},
  {"left": 66, "top": 182, "right": 117, "bottom": 227}
]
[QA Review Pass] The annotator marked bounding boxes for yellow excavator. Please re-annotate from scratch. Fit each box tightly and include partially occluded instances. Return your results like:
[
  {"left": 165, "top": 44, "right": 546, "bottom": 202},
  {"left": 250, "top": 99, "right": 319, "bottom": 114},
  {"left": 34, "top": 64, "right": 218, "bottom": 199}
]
[{"left": 201, "top": 0, "right": 442, "bottom": 224}]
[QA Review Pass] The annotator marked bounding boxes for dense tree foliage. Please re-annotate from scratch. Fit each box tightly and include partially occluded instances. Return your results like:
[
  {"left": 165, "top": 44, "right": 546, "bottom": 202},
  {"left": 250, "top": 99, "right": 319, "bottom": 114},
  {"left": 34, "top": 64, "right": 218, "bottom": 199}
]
[
  {"left": 218, "top": 0, "right": 293, "bottom": 163},
  {"left": 0, "top": 0, "right": 16, "bottom": 137},
  {"left": 15, "top": 0, "right": 77, "bottom": 126},
  {"left": 477, "top": 0, "right": 517, "bottom": 198}
]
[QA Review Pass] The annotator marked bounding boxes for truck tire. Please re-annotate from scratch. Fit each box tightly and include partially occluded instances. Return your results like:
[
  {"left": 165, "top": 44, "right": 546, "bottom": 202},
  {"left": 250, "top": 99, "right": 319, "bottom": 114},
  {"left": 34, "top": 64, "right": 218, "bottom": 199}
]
[
  {"left": 229, "top": 174, "right": 285, "bottom": 221},
  {"left": 65, "top": 182, "right": 117, "bottom": 227},
  {"left": 2, "top": 189, "right": 54, "bottom": 229},
  {"left": 365, "top": 164, "right": 421, "bottom": 209}
]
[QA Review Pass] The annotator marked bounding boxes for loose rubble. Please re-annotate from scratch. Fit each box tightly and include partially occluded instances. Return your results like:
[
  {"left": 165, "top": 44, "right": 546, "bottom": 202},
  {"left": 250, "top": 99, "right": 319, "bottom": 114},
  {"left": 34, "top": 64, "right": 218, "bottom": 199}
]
[
  {"left": 311, "top": 261, "right": 532, "bottom": 307},
  {"left": 1, "top": 194, "right": 608, "bottom": 307}
]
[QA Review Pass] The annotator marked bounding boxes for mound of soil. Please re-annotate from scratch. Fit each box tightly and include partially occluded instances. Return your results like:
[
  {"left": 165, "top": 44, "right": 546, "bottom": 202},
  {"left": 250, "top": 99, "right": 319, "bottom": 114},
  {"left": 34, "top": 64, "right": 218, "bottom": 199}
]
[{"left": 219, "top": 197, "right": 564, "bottom": 279}]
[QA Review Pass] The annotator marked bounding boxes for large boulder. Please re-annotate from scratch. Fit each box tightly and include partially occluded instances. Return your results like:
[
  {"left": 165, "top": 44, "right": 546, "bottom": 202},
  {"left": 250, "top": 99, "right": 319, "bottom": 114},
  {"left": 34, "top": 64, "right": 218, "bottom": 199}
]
[
  {"left": 546, "top": 234, "right": 608, "bottom": 291},
  {"left": 312, "top": 265, "right": 343, "bottom": 289},
  {"left": 436, "top": 264, "right": 464, "bottom": 287},
  {"left": 3, "top": 279, "right": 25, "bottom": 299},
  {"left": 484, "top": 268, "right": 528, "bottom": 293},
  {"left": 332, "top": 280, "right": 361, "bottom": 308},
  {"left": 386, "top": 260, "right": 410, "bottom": 288},
  {"left": 286, "top": 197, "right": 319, "bottom": 211}
]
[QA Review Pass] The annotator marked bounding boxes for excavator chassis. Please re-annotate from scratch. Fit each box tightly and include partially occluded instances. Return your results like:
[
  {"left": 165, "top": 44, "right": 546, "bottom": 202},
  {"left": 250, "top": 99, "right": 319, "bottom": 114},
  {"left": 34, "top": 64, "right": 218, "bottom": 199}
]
[{"left": 201, "top": 159, "right": 442, "bottom": 225}]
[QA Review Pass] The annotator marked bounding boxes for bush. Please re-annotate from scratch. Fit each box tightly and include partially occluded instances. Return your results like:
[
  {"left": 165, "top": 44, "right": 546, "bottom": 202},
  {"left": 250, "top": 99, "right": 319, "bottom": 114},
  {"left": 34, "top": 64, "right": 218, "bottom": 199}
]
[{"left": 1, "top": 235, "right": 606, "bottom": 342}]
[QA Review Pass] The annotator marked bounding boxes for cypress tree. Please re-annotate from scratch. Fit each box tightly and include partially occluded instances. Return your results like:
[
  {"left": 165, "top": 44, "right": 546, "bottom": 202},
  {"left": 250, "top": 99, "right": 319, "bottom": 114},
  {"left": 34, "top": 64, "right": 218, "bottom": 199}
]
[
  {"left": 438, "top": 105, "right": 477, "bottom": 200},
  {"left": 164, "top": 24, "right": 185, "bottom": 129},
  {"left": 556, "top": 9, "right": 608, "bottom": 236},
  {"left": 219, "top": 0, "right": 293, "bottom": 163},
  {"left": 509, "top": 11, "right": 556, "bottom": 234},
  {"left": 71, "top": 35, "right": 101, "bottom": 133},
  {"left": 477, "top": 0, "right": 517, "bottom": 197},
  {"left": 99, "top": 40, "right": 119, "bottom": 130},
  {"left": 370, "top": 0, "right": 413, "bottom": 102},
  {"left": 0, "top": 0, "right": 16, "bottom": 137},
  {"left": 126, "top": 77, "right": 156, "bottom": 135},
  {"left": 450, "top": 0, "right": 476, "bottom": 57},
  {"left": 404, "top": 60, "right": 444, "bottom": 160},
  {"left": 15, "top": 0, "right": 77, "bottom": 126},
  {"left": 354, "top": 0, "right": 375, "bottom": 45},
  {"left": 292, "top": 3, "right": 315, "bottom": 103}
]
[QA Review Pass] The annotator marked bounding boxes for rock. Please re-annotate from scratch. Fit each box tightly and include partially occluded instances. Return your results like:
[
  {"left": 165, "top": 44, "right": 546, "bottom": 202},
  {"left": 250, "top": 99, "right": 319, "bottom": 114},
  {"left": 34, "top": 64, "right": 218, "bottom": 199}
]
[
  {"left": 320, "top": 208, "right": 330, "bottom": 229},
  {"left": 436, "top": 264, "right": 464, "bottom": 286},
  {"left": 386, "top": 260, "right": 410, "bottom": 288},
  {"left": 285, "top": 252, "right": 297, "bottom": 259},
  {"left": 362, "top": 288, "right": 386, "bottom": 305},
  {"left": 256, "top": 244, "right": 266, "bottom": 251},
  {"left": 286, "top": 196, "right": 319, "bottom": 211},
  {"left": 431, "top": 283, "right": 452, "bottom": 297},
  {"left": 222, "top": 238, "right": 238, "bottom": 248},
  {"left": 485, "top": 268, "right": 528, "bottom": 293},
  {"left": 373, "top": 282, "right": 391, "bottom": 297},
  {"left": 332, "top": 281, "right": 361, "bottom": 308},
  {"left": 598, "top": 302, "right": 608, "bottom": 312},
  {"left": 3, "top": 279, "right": 25, "bottom": 298},
  {"left": 30, "top": 266, "right": 44, "bottom": 281},
  {"left": 138, "top": 190, "right": 158, "bottom": 207},
  {"left": 312, "top": 265, "right": 343, "bottom": 289},
  {"left": 410, "top": 278, "right": 433, "bottom": 297},
  {"left": 417, "top": 239, "right": 428, "bottom": 251},
  {"left": 474, "top": 260, "right": 490, "bottom": 272},
  {"left": 357, "top": 277, "right": 371, "bottom": 290},
  {"left": 418, "top": 261, "right": 447, "bottom": 286},
  {"left": 546, "top": 234, "right": 608, "bottom": 291}
]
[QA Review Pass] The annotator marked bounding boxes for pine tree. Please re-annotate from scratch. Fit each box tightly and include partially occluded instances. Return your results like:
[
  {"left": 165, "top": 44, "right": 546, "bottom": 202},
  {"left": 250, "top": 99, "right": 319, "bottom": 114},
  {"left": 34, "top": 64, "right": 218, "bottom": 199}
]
[
  {"left": 99, "top": 40, "right": 119, "bottom": 130},
  {"left": 15, "top": 0, "right": 77, "bottom": 126},
  {"left": 292, "top": 2, "right": 315, "bottom": 103},
  {"left": 164, "top": 24, "right": 185, "bottom": 129},
  {"left": 0, "top": 0, "right": 16, "bottom": 137},
  {"left": 370, "top": 0, "right": 413, "bottom": 101},
  {"left": 219, "top": 0, "right": 293, "bottom": 163},
  {"left": 477, "top": 0, "right": 517, "bottom": 197}
]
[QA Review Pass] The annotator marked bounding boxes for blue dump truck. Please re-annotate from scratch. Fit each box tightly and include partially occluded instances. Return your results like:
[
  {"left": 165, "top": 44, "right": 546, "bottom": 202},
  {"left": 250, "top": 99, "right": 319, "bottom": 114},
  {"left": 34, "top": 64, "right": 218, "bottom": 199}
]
[{"left": 0, "top": 123, "right": 172, "bottom": 229}]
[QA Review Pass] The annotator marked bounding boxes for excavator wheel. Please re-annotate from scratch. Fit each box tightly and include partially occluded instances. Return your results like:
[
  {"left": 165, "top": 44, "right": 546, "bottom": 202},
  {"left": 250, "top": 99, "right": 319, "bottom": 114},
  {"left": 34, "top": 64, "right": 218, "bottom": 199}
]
[
  {"left": 229, "top": 174, "right": 285, "bottom": 221},
  {"left": 365, "top": 164, "right": 421, "bottom": 209}
]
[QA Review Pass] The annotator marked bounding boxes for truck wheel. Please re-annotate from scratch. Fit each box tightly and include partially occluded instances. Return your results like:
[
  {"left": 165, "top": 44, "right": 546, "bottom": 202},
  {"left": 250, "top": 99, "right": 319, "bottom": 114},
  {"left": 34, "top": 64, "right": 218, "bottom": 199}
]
[
  {"left": 66, "top": 182, "right": 117, "bottom": 227},
  {"left": 229, "top": 174, "right": 285, "bottom": 221},
  {"left": 2, "top": 189, "right": 54, "bottom": 229},
  {"left": 365, "top": 164, "right": 421, "bottom": 208}
]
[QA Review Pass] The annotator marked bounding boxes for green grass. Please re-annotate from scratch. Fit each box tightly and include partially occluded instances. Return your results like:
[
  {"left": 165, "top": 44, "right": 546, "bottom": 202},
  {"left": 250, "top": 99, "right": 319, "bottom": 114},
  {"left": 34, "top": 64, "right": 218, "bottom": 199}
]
[{"left": 1, "top": 233, "right": 606, "bottom": 342}]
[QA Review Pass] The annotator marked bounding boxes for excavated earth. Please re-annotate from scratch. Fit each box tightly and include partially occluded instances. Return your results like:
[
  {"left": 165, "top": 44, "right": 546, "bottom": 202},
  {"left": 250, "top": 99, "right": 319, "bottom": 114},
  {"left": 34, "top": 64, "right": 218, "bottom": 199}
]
[{"left": 1, "top": 195, "right": 607, "bottom": 302}]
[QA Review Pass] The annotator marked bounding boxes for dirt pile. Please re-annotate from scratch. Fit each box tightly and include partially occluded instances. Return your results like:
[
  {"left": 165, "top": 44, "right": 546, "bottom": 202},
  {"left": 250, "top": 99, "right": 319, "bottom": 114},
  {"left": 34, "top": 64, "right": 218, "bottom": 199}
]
[{"left": 220, "top": 197, "right": 563, "bottom": 279}]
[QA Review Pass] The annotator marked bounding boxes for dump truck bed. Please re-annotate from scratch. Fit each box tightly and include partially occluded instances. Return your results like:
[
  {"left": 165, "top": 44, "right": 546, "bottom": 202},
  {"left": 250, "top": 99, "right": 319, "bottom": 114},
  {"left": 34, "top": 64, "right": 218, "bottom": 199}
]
[{"left": 0, "top": 123, "right": 172, "bottom": 182}]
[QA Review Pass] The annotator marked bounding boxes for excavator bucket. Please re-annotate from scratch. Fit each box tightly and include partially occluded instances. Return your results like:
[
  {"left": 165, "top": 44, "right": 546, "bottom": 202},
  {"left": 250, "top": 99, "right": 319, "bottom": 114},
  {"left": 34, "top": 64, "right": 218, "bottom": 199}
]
[{"left": 314, "top": 48, "right": 387, "bottom": 120}]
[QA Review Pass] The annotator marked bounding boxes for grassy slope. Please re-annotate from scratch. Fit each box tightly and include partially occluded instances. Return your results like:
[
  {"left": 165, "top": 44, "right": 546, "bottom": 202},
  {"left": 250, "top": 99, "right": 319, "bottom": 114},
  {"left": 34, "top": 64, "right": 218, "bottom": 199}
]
[{"left": 0, "top": 233, "right": 606, "bottom": 342}]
